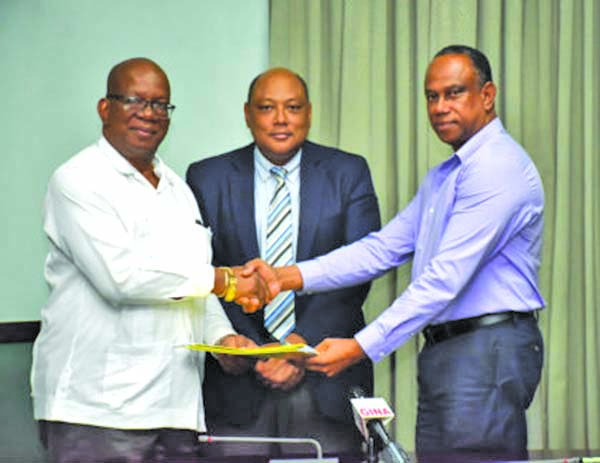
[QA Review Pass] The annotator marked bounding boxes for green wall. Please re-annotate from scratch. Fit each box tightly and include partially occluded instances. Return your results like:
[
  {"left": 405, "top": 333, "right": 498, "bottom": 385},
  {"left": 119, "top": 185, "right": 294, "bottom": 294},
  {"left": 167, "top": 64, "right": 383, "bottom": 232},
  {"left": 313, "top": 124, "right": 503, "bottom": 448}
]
[{"left": 1, "top": 0, "right": 269, "bottom": 322}]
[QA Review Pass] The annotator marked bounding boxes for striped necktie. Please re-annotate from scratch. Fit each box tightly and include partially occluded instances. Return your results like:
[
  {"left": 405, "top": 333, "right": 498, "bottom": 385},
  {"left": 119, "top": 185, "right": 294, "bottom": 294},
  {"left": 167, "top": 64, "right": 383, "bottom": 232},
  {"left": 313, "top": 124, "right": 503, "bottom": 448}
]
[{"left": 263, "top": 166, "right": 295, "bottom": 341}]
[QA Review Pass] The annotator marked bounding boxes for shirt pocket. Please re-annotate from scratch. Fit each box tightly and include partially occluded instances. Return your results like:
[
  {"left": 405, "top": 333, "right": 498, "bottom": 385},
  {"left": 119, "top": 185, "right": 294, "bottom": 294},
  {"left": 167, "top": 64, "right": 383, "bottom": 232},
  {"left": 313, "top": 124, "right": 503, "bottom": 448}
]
[{"left": 101, "top": 343, "right": 172, "bottom": 412}]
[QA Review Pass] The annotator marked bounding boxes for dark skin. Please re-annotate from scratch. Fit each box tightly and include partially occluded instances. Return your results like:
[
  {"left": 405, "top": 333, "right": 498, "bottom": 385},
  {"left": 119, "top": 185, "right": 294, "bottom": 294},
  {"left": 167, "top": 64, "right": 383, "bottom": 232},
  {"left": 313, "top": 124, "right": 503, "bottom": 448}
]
[
  {"left": 97, "top": 58, "right": 169, "bottom": 188},
  {"left": 240, "top": 53, "right": 500, "bottom": 378},
  {"left": 95, "top": 59, "right": 277, "bottom": 366},
  {"left": 425, "top": 53, "right": 497, "bottom": 151},
  {"left": 305, "top": 54, "right": 498, "bottom": 375},
  {"left": 244, "top": 67, "right": 312, "bottom": 166},
  {"left": 96, "top": 59, "right": 279, "bottom": 313},
  {"left": 243, "top": 68, "right": 314, "bottom": 390}
]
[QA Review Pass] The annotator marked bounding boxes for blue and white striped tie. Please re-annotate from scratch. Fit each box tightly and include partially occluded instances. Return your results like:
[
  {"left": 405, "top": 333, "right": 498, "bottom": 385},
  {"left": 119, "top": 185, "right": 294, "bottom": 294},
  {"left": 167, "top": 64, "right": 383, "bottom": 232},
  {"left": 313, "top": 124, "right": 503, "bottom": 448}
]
[{"left": 263, "top": 166, "right": 295, "bottom": 341}]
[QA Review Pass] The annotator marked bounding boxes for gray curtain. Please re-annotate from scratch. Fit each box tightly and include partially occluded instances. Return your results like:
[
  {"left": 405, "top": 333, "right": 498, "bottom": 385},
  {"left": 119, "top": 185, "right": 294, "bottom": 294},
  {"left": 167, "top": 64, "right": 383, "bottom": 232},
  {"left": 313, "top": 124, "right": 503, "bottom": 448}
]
[{"left": 270, "top": 0, "right": 600, "bottom": 452}]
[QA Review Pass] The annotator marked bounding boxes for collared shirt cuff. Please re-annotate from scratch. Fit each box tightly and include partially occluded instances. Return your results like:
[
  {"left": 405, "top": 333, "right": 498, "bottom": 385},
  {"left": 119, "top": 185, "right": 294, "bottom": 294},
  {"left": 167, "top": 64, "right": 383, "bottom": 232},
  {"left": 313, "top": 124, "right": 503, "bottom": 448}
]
[
  {"left": 296, "top": 260, "right": 320, "bottom": 292},
  {"left": 355, "top": 323, "right": 393, "bottom": 363},
  {"left": 175, "top": 265, "right": 215, "bottom": 298}
]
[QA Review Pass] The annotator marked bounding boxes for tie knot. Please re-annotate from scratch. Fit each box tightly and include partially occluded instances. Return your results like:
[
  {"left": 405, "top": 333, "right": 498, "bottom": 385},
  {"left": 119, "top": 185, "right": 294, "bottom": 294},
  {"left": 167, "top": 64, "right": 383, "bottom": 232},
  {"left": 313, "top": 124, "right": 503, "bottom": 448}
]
[{"left": 270, "top": 166, "right": 287, "bottom": 181}]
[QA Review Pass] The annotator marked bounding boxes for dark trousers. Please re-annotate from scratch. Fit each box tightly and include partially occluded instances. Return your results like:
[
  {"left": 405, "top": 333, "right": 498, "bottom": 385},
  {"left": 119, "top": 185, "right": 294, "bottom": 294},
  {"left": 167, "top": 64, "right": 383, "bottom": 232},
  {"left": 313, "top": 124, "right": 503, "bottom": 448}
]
[
  {"left": 39, "top": 421, "right": 202, "bottom": 463},
  {"left": 416, "top": 314, "right": 543, "bottom": 463}
]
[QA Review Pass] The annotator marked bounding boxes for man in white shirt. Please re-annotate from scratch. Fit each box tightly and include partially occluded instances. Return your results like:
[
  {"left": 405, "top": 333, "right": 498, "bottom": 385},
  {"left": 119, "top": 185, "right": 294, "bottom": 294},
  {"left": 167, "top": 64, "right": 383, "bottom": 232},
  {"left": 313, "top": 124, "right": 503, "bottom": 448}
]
[{"left": 31, "top": 57, "right": 270, "bottom": 463}]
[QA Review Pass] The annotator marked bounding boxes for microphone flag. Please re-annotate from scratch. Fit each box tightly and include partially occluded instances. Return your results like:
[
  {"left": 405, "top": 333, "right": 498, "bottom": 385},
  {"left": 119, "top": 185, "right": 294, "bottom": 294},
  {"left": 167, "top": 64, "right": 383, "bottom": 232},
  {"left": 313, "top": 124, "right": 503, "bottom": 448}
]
[{"left": 350, "top": 397, "right": 395, "bottom": 440}]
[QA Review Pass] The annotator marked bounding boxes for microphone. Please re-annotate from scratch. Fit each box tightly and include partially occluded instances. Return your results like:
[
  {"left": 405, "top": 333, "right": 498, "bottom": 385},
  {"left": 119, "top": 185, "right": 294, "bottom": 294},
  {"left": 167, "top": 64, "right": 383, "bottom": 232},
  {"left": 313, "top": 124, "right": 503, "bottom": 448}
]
[{"left": 349, "top": 387, "right": 412, "bottom": 463}]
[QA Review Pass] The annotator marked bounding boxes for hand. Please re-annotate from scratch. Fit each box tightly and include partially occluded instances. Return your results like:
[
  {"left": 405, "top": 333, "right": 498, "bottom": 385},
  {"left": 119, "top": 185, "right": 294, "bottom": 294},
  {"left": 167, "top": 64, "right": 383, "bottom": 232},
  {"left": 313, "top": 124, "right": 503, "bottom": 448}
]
[
  {"left": 255, "top": 355, "right": 305, "bottom": 391},
  {"left": 215, "top": 334, "right": 257, "bottom": 375},
  {"left": 236, "top": 259, "right": 304, "bottom": 314},
  {"left": 281, "top": 332, "right": 310, "bottom": 366},
  {"left": 242, "top": 258, "right": 280, "bottom": 294},
  {"left": 234, "top": 259, "right": 281, "bottom": 312},
  {"left": 232, "top": 265, "right": 278, "bottom": 313},
  {"left": 305, "top": 338, "right": 366, "bottom": 377}
]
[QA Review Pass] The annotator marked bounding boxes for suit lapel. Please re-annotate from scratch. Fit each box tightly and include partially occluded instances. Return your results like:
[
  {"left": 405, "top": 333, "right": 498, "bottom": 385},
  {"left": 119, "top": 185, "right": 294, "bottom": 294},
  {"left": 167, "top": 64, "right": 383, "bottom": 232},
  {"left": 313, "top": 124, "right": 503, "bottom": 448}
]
[
  {"left": 297, "top": 143, "right": 324, "bottom": 261},
  {"left": 229, "top": 147, "right": 260, "bottom": 260}
]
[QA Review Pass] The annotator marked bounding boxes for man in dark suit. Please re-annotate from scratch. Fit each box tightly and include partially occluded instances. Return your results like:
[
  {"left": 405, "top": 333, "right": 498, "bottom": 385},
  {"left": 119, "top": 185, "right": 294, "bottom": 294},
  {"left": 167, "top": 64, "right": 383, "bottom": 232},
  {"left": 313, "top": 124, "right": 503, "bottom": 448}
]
[{"left": 186, "top": 67, "right": 381, "bottom": 457}]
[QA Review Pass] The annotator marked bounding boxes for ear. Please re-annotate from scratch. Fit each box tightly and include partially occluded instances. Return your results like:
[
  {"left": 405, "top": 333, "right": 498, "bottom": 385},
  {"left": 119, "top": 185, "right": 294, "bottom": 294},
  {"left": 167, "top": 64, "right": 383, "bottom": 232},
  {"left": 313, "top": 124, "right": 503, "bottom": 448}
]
[
  {"left": 307, "top": 102, "right": 313, "bottom": 128},
  {"left": 97, "top": 98, "right": 109, "bottom": 124},
  {"left": 243, "top": 102, "right": 251, "bottom": 128},
  {"left": 481, "top": 81, "right": 496, "bottom": 112}
]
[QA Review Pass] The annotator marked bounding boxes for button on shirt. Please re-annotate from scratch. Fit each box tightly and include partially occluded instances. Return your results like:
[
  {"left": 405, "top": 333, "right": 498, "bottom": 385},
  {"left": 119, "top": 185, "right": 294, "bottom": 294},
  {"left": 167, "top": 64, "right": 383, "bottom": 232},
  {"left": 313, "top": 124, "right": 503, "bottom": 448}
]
[
  {"left": 298, "top": 118, "right": 545, "bottom": 362},
  {"left": 31, "top": 137, "right": 235, "bottom": 431}
]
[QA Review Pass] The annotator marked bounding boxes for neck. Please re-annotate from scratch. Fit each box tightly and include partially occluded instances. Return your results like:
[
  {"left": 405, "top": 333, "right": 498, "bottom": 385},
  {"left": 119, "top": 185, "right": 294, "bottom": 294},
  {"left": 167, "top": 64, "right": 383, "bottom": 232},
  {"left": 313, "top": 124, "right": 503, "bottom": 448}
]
[
  {"left": 120, "top": 153, "right": 159, "bottom": 188},
  {"left": 103, "top": 134, "right": 160, "bottom": 188},
  {"left": 131, "top": 159, "right": 159, "bottom": 188}
]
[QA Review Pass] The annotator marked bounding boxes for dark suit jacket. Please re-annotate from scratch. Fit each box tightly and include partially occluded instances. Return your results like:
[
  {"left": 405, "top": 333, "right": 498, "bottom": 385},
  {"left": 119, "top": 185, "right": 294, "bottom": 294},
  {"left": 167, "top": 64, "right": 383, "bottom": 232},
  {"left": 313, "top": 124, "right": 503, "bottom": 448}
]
[{"left": 186, "top": 140, "right": 381, "bottom": 426}]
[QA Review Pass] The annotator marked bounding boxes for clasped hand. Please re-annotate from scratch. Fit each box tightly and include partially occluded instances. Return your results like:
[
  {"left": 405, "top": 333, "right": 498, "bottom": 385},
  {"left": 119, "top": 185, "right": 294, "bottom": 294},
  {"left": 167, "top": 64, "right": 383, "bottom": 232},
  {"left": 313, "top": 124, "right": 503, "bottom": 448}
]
[
  {"left": 236, "top": 259, "right": 366, "bottom": 378},
  {"left": 255, "top": 332, "right": 307, "bottom": 391},
  {"left": 232, "top": 260, "right": 281, "bottom": 313}
]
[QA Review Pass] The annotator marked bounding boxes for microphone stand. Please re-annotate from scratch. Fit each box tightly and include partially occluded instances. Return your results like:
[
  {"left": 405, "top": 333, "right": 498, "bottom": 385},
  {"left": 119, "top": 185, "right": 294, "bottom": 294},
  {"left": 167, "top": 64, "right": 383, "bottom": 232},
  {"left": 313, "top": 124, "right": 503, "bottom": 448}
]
[
  {"left": 365, "top": 421, "right": 411, "bottom": 463},
  {"left": 365, "top": 436, "right": 378, "bottom": 463},
  {"left": 378, "top": 440, "right": 412, "bottom": 463}
]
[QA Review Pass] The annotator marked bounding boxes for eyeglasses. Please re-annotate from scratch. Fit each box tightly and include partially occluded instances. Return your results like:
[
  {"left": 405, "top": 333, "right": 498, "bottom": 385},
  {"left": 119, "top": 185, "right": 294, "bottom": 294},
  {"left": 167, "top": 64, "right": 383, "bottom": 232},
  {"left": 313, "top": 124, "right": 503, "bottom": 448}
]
[{"left": 106, "top": 94, "right": 176, "bottom": 119}]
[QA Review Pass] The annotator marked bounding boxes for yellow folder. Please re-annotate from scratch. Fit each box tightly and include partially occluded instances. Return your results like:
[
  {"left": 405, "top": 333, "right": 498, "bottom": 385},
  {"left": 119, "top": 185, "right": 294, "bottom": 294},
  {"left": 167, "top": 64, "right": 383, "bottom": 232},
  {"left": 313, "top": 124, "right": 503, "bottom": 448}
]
[{"left": 179, "top": 342, "right": 318, "bottom": 359}]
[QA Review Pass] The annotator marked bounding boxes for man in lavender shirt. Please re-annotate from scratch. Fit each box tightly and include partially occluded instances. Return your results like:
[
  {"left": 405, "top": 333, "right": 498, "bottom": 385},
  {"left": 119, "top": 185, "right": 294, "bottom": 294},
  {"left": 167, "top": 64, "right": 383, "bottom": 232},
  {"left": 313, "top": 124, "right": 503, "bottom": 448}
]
[{"left": 243, "top": 45, "right": 545, "bottom": 463}]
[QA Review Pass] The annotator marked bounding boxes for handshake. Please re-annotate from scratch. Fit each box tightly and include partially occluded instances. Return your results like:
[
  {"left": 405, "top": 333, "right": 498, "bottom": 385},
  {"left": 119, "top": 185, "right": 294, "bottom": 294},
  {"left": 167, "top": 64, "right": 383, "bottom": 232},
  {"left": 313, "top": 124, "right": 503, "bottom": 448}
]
[
  {"left": 218, "top": 259, "right": 301, "bottom": 313},
  {"left": 215, "top": 259, "right": 368, "bottom": 378}
]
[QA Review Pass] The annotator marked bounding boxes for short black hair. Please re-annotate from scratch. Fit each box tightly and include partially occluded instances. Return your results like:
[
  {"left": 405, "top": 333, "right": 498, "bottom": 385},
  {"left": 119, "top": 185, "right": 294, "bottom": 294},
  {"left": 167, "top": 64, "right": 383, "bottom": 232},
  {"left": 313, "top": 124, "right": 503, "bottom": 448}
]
[
  {"left": 435, "top": 45, "right": 493, "bottom": 87},
  {"left": 246, "top": 70, "right": 310, "bottom": 104}
]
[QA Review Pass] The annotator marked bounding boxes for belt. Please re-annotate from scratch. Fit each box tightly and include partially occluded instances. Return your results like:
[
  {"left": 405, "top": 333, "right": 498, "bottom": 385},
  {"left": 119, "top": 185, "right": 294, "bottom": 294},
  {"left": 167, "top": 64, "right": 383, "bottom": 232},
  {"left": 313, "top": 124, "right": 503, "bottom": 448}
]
[{"left": 422, "top": 311, "right": 537, "bottom": 345}]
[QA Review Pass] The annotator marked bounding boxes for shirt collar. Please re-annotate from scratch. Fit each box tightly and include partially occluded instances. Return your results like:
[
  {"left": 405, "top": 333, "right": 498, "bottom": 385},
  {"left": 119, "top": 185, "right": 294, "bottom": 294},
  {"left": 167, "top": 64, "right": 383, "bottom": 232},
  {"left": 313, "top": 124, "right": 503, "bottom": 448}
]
[
  {"left": 98, "top": 136, "right": 173, "bottom": 186},
  {"left": 254, "top": 145, "right": 302, "bottom": 183},
  {"left": 454, "top": 117, "right": 504, "bottom": 164}
]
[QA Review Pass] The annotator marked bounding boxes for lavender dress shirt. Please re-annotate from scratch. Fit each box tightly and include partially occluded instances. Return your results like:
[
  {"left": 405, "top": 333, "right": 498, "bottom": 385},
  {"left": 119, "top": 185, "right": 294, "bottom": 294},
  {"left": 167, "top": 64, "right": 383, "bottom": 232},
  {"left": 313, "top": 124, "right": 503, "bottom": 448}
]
[{"left": 298, "top": 118, "right": 545, "bottom": 362}]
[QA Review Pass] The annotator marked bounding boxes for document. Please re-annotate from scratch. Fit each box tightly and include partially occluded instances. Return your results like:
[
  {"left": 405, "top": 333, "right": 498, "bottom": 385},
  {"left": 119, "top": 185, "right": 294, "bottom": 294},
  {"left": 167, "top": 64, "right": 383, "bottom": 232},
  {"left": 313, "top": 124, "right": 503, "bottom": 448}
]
[{"left": 179, "top": 342, "right": 318, "bottom": 359}]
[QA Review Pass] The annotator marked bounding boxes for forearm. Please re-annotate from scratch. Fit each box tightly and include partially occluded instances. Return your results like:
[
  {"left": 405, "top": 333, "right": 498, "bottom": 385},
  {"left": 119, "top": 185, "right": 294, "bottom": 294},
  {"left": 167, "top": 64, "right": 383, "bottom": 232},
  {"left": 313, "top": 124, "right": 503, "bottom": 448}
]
[{"left": 274, "top": 265, "right": 304, "bottom": 292}]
